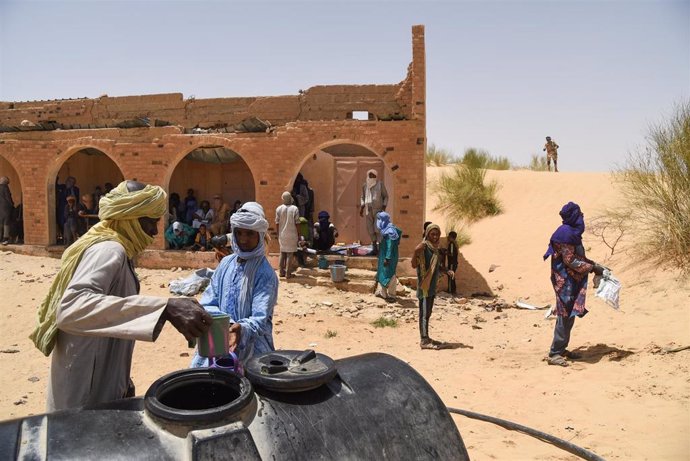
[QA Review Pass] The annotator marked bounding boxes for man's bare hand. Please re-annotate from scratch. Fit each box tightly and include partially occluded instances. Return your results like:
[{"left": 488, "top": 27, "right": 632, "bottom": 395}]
[
  {"left": 228, "top": 323, "right": 241, "bottom": 352},
  {"left": 164, "top": 298, "right": 213, "bottom": 342},
  {"left": 383, "top": 258, "right": 390, "bottom": 267}
]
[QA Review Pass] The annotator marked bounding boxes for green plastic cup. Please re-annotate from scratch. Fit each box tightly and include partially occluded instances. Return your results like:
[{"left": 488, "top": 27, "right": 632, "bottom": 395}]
[{"left": 197, "top": 313, "right": 230, "bottom": 358}]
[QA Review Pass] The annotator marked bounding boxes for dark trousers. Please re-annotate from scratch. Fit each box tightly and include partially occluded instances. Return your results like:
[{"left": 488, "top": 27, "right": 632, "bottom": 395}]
[
  {"left": 279, "top": 252, "right": 293, "bottom": 276},
  {"left": 447, "top": 262, "right": 458, "bottom": 294},
  {"left": 549, "top": 315, "right": 576, "bottom": 357},
  {"left": 419, "top": 296, "right": 435, "bottom": 340},
  {"left": 0, "top": 215, "right": 10, "bottom": 241},
  {"left": 63, "top": 221, "right": 79, "bottom": 246},
  {"left": 296, "top": 250, "right": 305, "bottom": 266}
]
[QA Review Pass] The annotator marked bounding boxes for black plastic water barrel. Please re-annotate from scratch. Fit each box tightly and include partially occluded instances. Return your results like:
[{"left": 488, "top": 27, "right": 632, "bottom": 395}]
[{"left": 0, "top": 352, "right": 469, "bottom": 460}]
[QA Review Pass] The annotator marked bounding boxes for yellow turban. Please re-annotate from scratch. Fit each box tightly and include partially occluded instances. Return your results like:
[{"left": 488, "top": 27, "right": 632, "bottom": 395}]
[{"left": 30, "top": 181, "right": 167, "bottom": 356}]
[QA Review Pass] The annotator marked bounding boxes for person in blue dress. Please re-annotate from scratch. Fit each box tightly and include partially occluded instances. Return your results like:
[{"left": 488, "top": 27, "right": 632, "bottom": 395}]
[
  {"left": 191, "top": 202, "right": 278, "bottom": 367},
  {"left": 375, "top": 212, "right": 402, "bottom": 301}
]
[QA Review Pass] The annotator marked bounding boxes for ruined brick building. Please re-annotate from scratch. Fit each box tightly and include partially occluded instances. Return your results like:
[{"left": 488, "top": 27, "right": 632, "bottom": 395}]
[{"left": 0, "top": 25, "right": 426, "bottom": 256}]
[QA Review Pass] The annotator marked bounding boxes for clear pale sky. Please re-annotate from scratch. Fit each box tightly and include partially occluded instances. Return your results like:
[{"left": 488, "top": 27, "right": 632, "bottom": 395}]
[{"left": 1, "top": 0, "right": 688, "bottom": 171}]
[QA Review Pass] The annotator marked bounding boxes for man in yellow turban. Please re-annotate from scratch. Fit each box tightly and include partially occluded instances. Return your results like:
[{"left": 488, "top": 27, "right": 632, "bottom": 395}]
[{"left": 30, "top": 180, "right": 213, "bottom": 411}]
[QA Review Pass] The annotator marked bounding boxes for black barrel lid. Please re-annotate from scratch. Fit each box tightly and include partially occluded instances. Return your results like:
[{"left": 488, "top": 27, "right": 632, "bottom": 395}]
[{"left": 245, "top": 349, "right": 337, "bottom": 393}]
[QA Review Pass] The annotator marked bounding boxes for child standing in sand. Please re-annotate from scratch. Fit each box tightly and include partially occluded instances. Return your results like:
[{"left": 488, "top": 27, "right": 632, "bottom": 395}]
[
  {"left": 445, "top": 231, "right": 459, "bottom": 295},
  {"left": 412, "top": 223, "right": 455, "bottom": 350}
]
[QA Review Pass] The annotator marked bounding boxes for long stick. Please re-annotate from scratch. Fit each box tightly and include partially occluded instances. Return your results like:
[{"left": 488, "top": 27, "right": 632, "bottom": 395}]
[{"left": 664, "top": 345, "right": 690, "bottom": 353}]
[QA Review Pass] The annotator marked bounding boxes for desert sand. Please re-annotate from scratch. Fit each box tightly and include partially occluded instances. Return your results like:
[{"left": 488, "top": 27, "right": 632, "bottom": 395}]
[{"left": 0, "top": 168, "right": 688, "bottom": 460}]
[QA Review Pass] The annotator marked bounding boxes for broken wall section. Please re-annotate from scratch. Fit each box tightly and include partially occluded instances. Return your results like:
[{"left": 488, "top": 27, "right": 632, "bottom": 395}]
[{"left": 0, "top": 81, "right": 414, "bottom": 130}]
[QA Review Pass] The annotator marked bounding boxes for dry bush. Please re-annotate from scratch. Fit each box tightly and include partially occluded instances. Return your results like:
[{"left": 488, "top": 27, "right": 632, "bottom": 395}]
[
  {"left": 614, "top": 102, "right": 690, "bottom": 274},
  {"left": 589, "top": 214, "right": 627, "bottom": 256}
]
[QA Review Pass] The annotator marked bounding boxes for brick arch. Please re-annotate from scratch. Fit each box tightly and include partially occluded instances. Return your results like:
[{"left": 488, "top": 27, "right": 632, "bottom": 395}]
[
  {"left": 49, "top": 143, "right": 124, "bottom": 180},
  {"left": 161, "top": 138, "right": 257, "bottom": 250},
  {"left": 46, "top": 144, "right": 125, "bottom": 245},
  {"left": 290, "top": 139, "right": 397, "bottom": 246},
  {"left": 290, "top": 138, "right": 389, "bottom": 185},
  {"left": 162, "top": 137, "right": 257, "bottom": 197}
]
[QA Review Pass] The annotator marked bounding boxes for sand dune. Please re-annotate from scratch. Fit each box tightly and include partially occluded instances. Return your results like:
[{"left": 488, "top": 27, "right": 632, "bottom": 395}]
[{"left": 0, "top": 168, "right": 687, "bottom": 460}]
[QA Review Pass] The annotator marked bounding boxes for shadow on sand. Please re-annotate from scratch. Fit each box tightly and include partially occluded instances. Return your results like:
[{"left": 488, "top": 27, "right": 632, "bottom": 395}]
[
  {"left": 437, "top": 342, "right": 474, "bottom": 350},
  {"left": 444, "top": 253, "right": 494, "bottom": 297},
  {"left": 571, "top": 343, "right": 635, "bottom": 364}
]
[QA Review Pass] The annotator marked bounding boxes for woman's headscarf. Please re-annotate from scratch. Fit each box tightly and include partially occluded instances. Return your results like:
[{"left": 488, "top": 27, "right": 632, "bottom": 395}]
[
  {"left": 30, "top": 181, "right": 167, "bottom": 356},
  {"left": 281, "top": 191, "right": 293, "bottom": 206},
  {"left": 229, "top": 202, "right": 269, "bottom": 321},
  {"left": 418, "top": 223, "right": 441, "bottom": 297},
  {"left": 376, "top": 211, "right": 399, "bottom": 241},
  {"left": 543, "top": 202, "right": 586, "bottom": 260},
  {"left": 317, "top": 210, "right": 330, "bottom": 228}
]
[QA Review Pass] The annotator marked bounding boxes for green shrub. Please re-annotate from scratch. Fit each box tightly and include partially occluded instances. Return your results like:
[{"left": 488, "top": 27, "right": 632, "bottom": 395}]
[
  {"left": 528, "top": 154, "right": 549, "bottom": 171},
  {"left": 432, "top": 163, "right": 503, "bottom": 224},
  {"left": 372, "top": 317, "right": 398, "bottom": 328},
  {"left": 489, "top": 156, "right": 512, "bottom": 170},
  {"left": 614, "top": 102, "right": 690, "bottom": 273},
  {"left": 426, "top": 143, "right": 455, "bottom": 166},
  {"left": 324, "top": 329, "right": 338, "bottom": 338},
  {"left": 460, "top": 148, "right": 511, "bottom": 170}
]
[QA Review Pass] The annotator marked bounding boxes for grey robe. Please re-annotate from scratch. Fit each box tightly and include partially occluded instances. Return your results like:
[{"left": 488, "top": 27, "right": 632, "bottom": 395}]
[
  {"left": 361, "top": 181, "right": 389, "bottom": 242},
  {"left": 47, "top": 241, "right": 167, "bottom": 411},
  {"left": 360, "top": 181, "right": 388, "bottom": 214}
]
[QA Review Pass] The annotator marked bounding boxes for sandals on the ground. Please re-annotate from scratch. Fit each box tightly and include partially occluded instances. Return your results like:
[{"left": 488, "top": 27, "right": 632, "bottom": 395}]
[
  {"left": 546, "top": 355, "right": 569, "bottom": 367},
  {"left": 421, "top": 338, "right": 447, "bottom": 350},
  {"left": 420, "top": 340, "right": 441, "bottom": 350}
]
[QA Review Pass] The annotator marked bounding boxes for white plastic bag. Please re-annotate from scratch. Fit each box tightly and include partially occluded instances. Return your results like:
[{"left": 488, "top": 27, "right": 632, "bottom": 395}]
[
  {"left": 169, "top": 268, "right": 214, "bottom": 296},
  {"left": 595, "top": 270, "right": 621, "bottom": 310}
]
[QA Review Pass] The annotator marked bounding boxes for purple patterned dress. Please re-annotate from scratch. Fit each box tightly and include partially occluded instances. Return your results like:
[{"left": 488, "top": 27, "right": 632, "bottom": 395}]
[{"left": 550, "top": 242, "right": 594, "bottom": 317}]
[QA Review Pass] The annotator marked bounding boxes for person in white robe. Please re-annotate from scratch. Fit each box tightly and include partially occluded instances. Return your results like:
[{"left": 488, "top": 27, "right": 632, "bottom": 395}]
[
  {"left": 275, "top": 191, "right": 300, "bottom": 278},
  {"left": 30, "top": 180, "right": 213, "bottom": 411}
]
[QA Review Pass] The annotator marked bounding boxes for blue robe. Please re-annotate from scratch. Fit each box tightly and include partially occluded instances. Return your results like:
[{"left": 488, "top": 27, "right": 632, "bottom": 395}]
[
  {"left": 190, "top": 254, "right": 278, "bottom": 366},
  {"left": 376, "top": 227, "right": 402, "bottom": 287}
]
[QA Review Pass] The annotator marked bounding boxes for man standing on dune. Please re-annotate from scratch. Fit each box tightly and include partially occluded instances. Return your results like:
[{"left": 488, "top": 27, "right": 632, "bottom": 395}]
[{"left": 543, "top": 136, "right": 560, "bottom": 172}]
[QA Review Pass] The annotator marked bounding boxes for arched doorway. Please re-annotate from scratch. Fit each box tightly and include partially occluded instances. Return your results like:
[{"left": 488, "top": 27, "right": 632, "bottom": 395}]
[
  {"left": 295, "top": 143, "right": 394, "bottom": 246},
  {"left": 0, "top": 156, "right": 23, "bottom": 243},
  {"left": 168, "top": 146, "right": 255, "bottom": 241},
  {"left": 52, "top": 148, "right": 124, "bottom": 244}
]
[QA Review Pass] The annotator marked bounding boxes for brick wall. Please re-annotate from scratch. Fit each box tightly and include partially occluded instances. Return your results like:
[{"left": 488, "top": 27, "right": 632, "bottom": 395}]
[{"left": 0, "top": 25, "right": 427, "bottom": 257}]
